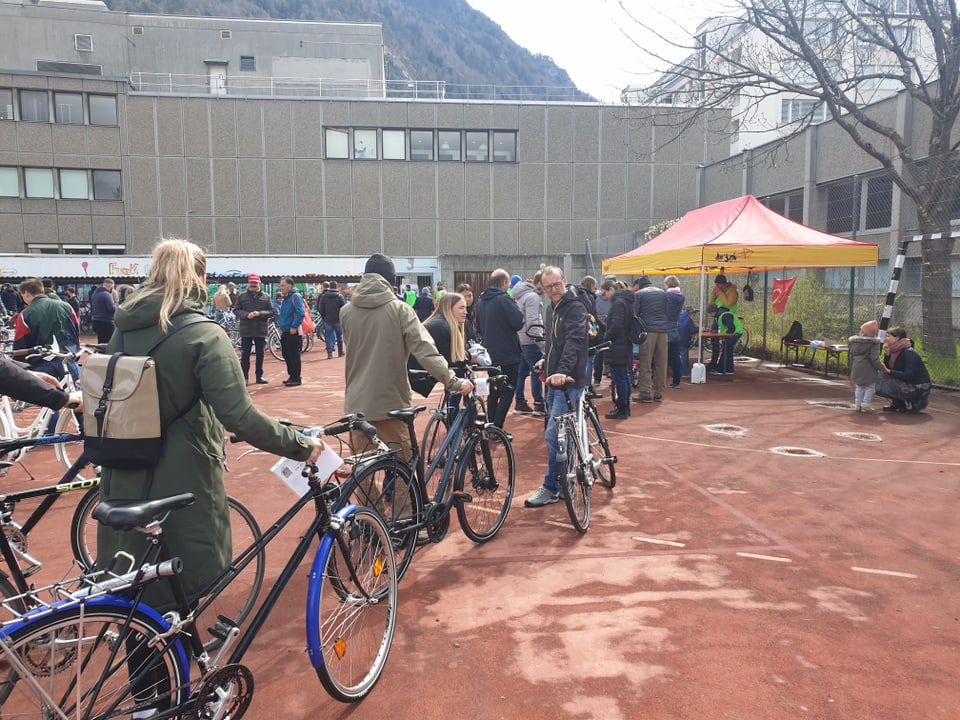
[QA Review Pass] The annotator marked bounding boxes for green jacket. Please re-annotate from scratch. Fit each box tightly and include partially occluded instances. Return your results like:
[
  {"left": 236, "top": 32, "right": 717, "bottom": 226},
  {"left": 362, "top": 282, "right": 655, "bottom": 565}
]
[
  {"left": 341, "top": 273, "right": 464, "bottom": 421},
  {"left": 97, "top": 291, "right": 312, "bottom": 609}
]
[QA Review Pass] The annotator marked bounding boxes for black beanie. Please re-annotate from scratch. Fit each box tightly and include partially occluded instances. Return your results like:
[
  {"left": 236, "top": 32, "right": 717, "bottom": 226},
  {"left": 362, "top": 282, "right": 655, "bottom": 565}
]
[{"left": 364, "top": 253, "right": 396, "bottom": 286}]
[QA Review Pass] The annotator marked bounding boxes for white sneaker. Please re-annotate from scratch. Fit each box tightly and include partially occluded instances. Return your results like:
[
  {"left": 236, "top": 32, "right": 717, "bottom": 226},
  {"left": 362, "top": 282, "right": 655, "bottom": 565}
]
[{"left": 524, "top": 487, "right": 559, "bottom": 507}]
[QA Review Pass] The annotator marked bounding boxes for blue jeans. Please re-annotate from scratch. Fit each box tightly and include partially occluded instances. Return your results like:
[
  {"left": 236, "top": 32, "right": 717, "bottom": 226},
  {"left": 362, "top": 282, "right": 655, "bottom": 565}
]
[
  {"left": 543, "top": 386, "right": 584, "bottom": 494},
  {"left": 322, "top": 322, "right": 343, "bottom": 356},
  {"left": 515, "top": 344, "right": 543, "bottom": 404},
  {"left": 667, "top": 341, "right": 682, "bottom": 385},
  {"left": 609, "top": 364, "right": 631, "bottom": 406}
]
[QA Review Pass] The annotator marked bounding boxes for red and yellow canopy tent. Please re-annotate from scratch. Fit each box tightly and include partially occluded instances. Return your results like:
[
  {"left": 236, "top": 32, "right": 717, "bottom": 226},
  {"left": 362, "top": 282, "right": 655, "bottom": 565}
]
[
  {"left": 601, "top": 195, "right": 880, "bottom": 351},
  {"left": 602, "top": 194, "right": 878, "bottom": 276}
]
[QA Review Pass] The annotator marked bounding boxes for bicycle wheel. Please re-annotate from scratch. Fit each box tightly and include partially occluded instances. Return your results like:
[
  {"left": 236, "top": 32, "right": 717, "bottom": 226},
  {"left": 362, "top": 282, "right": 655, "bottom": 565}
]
[
  {"left": 301, "top": 333, "right": 314, "bottom": 353},
  {"left": 70, "top": 485, "right": 101, "bottom": 571},
  {"left": 335, "top": 458, "right": 423, "bottom": 582},
  {"left": 71, "top": 493, "right": 265, "bottom": 651},
  {"left": 734, "top": 326, "right": 749, "bottom": 354},
  {"left": 455, "top": 426, "right": 515, "bottom": 543},
  {"left": 305, "top": 507, "right": 397, "bottom": 703},
  {"left": 0, "top": 600, "right": 190, "bottom": 718},
  {"left": 53, "top": 409, "right": 90, "bottom": 480},
  {"left": 560, "top": 425, "right": 590, "bottom": 533},
  {"left": 585, "top": 405, "right": 616, "bottom": 489},
  {"left": 268, "top": 329, "right": 283, "bottom": 361},
  {"left": 421, "top": 411, "right": 449, "bottom": 500},
  {"left": 195, "top": 496, "right": 265, "bottom": 651}
]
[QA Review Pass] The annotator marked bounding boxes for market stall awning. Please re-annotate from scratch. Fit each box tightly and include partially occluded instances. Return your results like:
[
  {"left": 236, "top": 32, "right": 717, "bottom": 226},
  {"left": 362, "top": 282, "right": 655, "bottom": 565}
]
[{"left": 602, "top": 195, "right": 879, "bottom": 275}]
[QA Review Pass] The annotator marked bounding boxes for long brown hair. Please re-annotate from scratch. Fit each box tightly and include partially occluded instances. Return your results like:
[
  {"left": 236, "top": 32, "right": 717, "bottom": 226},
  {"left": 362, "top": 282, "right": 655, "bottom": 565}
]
[{"left": 126, "top": 238, "right": 208, "bottom": 332}]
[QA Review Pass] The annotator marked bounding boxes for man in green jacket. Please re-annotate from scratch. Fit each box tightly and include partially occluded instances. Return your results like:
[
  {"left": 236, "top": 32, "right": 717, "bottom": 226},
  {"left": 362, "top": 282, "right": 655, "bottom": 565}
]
[{"left": 342, "top": 254, "right": 472, "bottom": 459}]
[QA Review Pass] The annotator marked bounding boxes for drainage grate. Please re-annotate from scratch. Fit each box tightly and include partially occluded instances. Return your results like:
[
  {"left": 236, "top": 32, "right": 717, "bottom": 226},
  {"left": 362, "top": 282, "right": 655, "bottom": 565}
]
[
  {"left": 703, "top": 423, "right": 747, "bottom": 437},
  {"left": 835, "top": 431, "right": 882, "bottom": 442},
  {"left": 770, "top": 446, "right": 825, "bottom": 457}
]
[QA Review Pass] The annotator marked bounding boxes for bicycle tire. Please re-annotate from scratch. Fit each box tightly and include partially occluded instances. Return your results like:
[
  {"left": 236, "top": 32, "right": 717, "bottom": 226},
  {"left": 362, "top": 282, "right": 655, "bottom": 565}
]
[
  {"left": 560, "top": 424, "right": 590, "bottom": 533},
  {"left": 585, "top": 405, "right": 616, "bottom": 489},
  {"left": 53, "top": 409, "right": 90, "bottom": 480},
  {"left": 734, "top": 326, "right": 749, "bottom": 354},
  {"left": 0, "top": 599, "right": 190, "bottom": 718},
  {"left": 421, "top": 411, "right": 450, "bottom": 501},
  {"left": 301, "top": 333, "right": 314, "bottom": 353},
  {"left": 268, "top": 329, "right": 283, "bottom": 361},
  {"left": 71, "top": 493, "right": 265, "bottom": 651},
  {"left": 334, "top": 458, "right": 423, "bottom": 582},
  {"left": 305, "top": 506, "right": 398, "bottom": 703},
  {"left": 455, "top": 426, "right": 515, "bottom": 543}
]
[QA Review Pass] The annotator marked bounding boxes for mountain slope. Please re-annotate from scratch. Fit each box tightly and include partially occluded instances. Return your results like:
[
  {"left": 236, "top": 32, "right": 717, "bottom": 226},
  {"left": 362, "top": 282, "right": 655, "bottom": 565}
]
[{"left": 106, "top": 0, "right": 594, "bottom": 101}]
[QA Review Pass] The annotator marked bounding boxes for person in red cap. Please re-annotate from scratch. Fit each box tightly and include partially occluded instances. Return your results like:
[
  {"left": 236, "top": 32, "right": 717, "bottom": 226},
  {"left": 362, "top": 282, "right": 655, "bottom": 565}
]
[{"left": 233, "top": 273, "right": 276, "bottom": 384}]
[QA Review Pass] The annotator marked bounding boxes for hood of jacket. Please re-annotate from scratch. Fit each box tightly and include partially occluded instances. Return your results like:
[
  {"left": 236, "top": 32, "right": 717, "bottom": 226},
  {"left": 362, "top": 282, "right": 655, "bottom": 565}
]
[
  {"left": 478, "top": 286, "right": 509, "bottom": 304},
  {"left": 350, "top": 273, "right": 400, "bottom": 309},
  {"left": 511, "top": 280, "right": 539, "bottom": 303},
  {"left": 114, "top": 290, "right": 205, "bottom": 333}
]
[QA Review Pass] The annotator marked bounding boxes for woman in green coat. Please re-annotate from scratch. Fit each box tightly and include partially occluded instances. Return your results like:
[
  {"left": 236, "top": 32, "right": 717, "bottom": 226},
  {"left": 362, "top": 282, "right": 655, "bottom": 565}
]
[{"left": 97, "top": 238, "right": 323, "bottom": 610}]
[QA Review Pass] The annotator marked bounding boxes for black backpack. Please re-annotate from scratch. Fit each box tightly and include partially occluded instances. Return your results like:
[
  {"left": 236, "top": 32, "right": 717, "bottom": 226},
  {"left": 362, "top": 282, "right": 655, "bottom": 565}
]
[
  {"left": 782, "top": 320, "right": 804, "bottom": 343},
  {"left": 625, "top": 302, "right": 647, "bottom": 346},
  {"left": 572, "top": 285, "right": 600, "bottom": 339}
]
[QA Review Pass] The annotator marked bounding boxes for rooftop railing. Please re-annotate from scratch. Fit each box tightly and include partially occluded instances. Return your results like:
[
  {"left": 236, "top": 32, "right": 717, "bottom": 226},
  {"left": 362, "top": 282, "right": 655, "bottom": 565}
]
[{"left": 128, "top": 73, "right": 592, "bottom": 102}]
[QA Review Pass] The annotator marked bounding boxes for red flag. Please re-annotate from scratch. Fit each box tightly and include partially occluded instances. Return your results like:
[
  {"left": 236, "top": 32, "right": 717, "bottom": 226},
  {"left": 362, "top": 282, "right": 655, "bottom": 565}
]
[{"left": 771, "top": 276, "right": 797, "bottom": 314}]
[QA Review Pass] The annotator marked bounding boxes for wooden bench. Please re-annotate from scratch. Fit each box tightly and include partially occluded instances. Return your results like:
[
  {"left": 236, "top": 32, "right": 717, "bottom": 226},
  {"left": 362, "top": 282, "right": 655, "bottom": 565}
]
[{"left": 780, "top": 339, "right": 848, "bottom": 376}]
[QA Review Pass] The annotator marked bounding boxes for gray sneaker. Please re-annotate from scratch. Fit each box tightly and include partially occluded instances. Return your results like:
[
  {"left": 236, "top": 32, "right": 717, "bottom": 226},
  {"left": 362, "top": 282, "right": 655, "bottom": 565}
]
[{"left": 524, "top": 486, "right": 559, "bottom": 507}]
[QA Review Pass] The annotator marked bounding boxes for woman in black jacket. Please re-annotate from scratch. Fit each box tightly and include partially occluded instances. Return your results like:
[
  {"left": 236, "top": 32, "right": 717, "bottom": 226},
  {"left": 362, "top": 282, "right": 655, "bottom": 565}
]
[
  {"left": 879, "top": 326, "right": 931, "bottom": 412},
  {"left": 600, "top": 280, "right": 634, "bottom": 419}
]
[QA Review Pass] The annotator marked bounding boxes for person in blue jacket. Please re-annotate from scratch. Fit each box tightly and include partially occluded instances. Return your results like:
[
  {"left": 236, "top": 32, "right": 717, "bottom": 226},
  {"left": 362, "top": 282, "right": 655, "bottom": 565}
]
[{"left": 277, "top": 277, "right": 305, "bottom": 387}]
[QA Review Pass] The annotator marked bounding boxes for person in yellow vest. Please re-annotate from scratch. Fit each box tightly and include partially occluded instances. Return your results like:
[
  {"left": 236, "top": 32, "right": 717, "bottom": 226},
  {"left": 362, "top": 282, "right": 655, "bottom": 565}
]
[
  {"left": 706, "top": 274, "right": 739, "bottom": 371},
  {"left": 403, "top": 284, "right": 417, "bottom": 307},
  {"left": 706, "top": 303, "right": 743, "bottom": 376}
]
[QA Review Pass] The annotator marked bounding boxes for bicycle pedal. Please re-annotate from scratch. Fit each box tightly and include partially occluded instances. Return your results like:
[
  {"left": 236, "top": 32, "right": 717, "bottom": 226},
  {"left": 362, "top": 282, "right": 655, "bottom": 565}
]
[
  {"left": 452, "top": 490, "right": 473, "bottom": 504},
  {"left": 21, "top": 562, "right": 42, "bottom": 578},
  {"left": 602, "top": 455, "right": 618, "bottom": 465}
]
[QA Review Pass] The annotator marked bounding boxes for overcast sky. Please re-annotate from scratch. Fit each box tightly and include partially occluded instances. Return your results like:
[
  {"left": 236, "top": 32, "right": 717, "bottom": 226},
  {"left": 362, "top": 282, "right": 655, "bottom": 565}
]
[{"left": 465, "top": 0, "right": 733, "bottom": 102}]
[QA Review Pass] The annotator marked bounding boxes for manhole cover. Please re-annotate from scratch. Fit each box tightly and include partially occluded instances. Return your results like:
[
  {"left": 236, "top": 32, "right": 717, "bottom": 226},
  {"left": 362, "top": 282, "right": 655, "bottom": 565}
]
[
  {"left": 808, "top": 400, "right": 855, "bottom": 409},
  {"left": 770, "top": 446, "right": 825, "bottom": 457},
  {"left": 835, "top": 431, "right": 882, "bottom": 442},
  {"left": 703, "top": 423, "right": 747, "bottom": 437}
]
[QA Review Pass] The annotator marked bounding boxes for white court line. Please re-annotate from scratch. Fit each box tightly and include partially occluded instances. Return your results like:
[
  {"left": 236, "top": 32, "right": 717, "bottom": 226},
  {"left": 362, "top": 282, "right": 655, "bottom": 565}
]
[
  {"left": 633, "top": 536, "right": 686, "bottom": 548},
  {"left": 736, "top": 552, "right": 793, "bottom": 563},
  {"left": 851, "top": 566, "right": 918, "bottom": 579}
]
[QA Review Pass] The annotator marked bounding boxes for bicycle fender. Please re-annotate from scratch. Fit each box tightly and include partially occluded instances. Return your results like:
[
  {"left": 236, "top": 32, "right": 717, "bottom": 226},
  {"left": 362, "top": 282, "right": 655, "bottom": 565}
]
[{"left": 304, "top": 503, "right": 357, "bottom": 670}]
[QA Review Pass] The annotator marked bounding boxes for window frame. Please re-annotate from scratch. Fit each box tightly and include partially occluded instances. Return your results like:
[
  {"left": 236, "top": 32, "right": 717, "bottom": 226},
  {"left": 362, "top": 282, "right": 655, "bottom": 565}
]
[
  {"left": 24, "top": 168, "right": 55, "bottom": 198},
  {"left": 382, "top": 129, "right": 406, "bottom": 160},
  {"left": 20, "top": 90, "right": 49, "bottom": 123},
  {"left": 465, "top": 131, "right": 489, "bottom": 162},
  {"left": 353, "top": 129, "right": 378, "bottom": 160},
  {"left": 0, "top": 167, "right": 19, "bottom": 197},
  {"left": 410, "top": 130, "right": 434, "bottom": 161},
  {"left": 492, "top": 131, "right": 516, "bottom": 162},
  {"left": 324, "top": 128, "right": 350, "bottom": 159},
  {"left": 54, "top": 92, "right": 84, "bottom": 125},
  {"left": 92, "top": 169, "right": 121, "bottom": 201},
  {"left": 0, "top": 89, "right": 13, "bottom": 121},
  {"left": 59, "top": 169, "right": 89, "bottom": 200},
  {"left": 438, "top": 131, "right": 461, "bottom": 161},
  {"left": 88, "top": 94, "right": 118, "bottom": 126}
]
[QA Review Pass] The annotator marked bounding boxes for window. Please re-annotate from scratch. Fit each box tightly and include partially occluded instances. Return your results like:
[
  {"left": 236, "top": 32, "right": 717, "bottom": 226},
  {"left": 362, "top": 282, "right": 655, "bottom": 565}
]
[
  {"left": 438, "top": 131, "right": 461, "bottom": 161},
  {"left": 59, "top": 169, "right": 89, "bottom": 199},
  {"left": 54, "top": 93, "right": 83, "bottom": 124},
  {"left": 132, "top": 26, "right": 144, "bottom": 36},
  {"left": 92, "top": 170, "right": 121, "bottom": 200},
  {"left": 88, "top": 94, "right": 117, "bottom": 126},
  {"left": 465, "top": 131, "right": 488, "bottom": 162},
  {"left": 0, "top": 89, "right": 12, "bottom": 120},
  {"left": 0, "top": 167, "right": 18, "bottom": 197},
  {"left": 410, "top": 130, "right": 434, "bottom": 161},
  {"left": 74, "top": 34, "right": 93, "bottom": 52},
  {"left": 864, "top": 175, "right": 893, "bottom": 229},
  {"left": 781, "top": 98, "right": 827, "bottom": 125},
  {"left": 220, "top": 30, "right": 232, "bottom": 39},
  {"left": 493, "top": 131, "right": 516, "bottom": 162},
  {"left": 325, "top": 128, "right": 349, "bottom": 159},
  {"left": 826, "top": 180, "right": 855, "bottom": 234},
  {"left": 24, "top": 168, "right": 55, "bottom": 198},
  {"left": 354, "top": 129, "right": 377, "bottom": 159},
  {"left": 382, "top": 130, "right": 406, "bottom": 160},
  {"left": 20, "top": 90, "right": 49, "bottom": 122},
  {"left": 240, "top": 55, "right": 256, "bottom": 71}
]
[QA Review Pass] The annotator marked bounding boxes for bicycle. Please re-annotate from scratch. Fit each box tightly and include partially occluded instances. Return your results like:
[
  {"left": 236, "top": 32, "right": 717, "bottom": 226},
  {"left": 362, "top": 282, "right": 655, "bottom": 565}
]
[
  {"left": 335, "top": 368, "right": 515, "bottom": 581},
  {"left": 550, "top": 344, "right": 618, "bottom": 533},
  {"left": 0, "top": 414, "right": 399, "bottom": 715},
  {"left": 267, "top": 321, "right": 314, "bottom": 361},
  {"left": 0, "top": 433, "right": 265, "bottom": 652}
]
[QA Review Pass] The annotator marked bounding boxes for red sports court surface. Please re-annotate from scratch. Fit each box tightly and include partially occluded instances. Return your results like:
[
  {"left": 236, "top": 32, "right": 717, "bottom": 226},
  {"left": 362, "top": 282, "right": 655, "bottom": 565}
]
[{"left": 7, "top": 351, "right": 959, "bottom": 719}]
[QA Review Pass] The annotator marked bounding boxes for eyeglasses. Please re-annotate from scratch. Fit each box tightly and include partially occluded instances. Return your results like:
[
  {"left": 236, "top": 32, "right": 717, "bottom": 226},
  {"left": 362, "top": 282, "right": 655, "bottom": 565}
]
[{"left": 542, "top": 281, "right": 564, "bottom": 292}]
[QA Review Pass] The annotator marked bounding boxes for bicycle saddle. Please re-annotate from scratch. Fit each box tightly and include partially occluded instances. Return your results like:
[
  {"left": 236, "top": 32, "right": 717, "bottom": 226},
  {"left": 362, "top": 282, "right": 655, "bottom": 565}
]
[
  {"left": 386, "top": 406, "right": 427, "bottom": 423},
  {"left": 92, "top": 492, "right": 195, "bottom": 530}
]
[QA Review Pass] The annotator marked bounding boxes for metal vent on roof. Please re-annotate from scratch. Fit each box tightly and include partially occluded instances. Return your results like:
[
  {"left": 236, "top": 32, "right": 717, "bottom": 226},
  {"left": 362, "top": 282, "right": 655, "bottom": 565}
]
[
  {"left": 37, "top": 60, "right": 103, "bottom": 76},
  {"left": 132, "top": 26, "right": 144, "bottom": 36},
  {"left": 240, "top": 55, "right": 256, "bottom": 71},
  {"left": 74, "top": 34, "right": 93, "bottom": 52},
  {"left": 220, "top": 30, "right": 232, "bottom": 39}
]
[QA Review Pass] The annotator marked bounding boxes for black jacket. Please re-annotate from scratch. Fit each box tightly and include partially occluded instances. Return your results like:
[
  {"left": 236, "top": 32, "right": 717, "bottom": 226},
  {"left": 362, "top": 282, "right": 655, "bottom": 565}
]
[
  {"left": 601, "top": 289, "right": 636, "bottom": 366},
  {"left": 233, "top": 289, "right": 276, "bottom": 338},
  {"left": 476, "top": 286, "right": 523, "bottom": 365},
  {"left": 544, "top": 285, "right": 588, "bottom": 387},
  {"left": 633, "top": 280, "right": 669, "bottom": 333},
  {"left": 413, "top": 293, "right": 435, "bottom": 322},
  {"left": 0, "top": 357, "right": 68, "bottom": 409},
  {"left": 316, "top": 289, "right": 345, "bottom": 325},
  {"left": 885, "top": 347, "right": 931, "bottom": 385}
]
